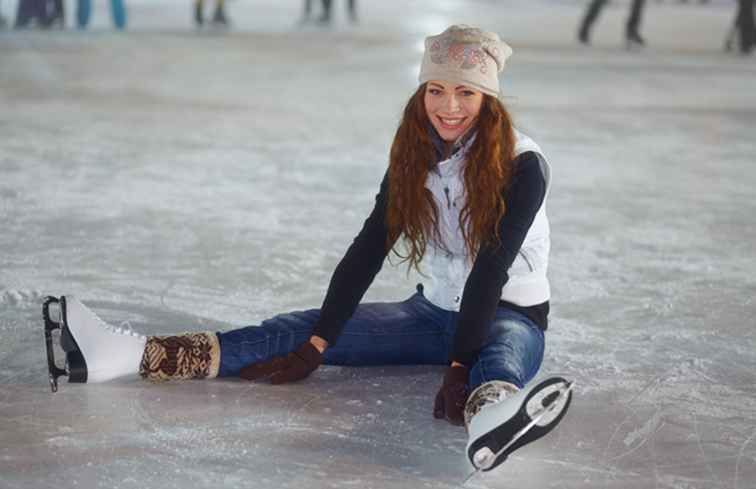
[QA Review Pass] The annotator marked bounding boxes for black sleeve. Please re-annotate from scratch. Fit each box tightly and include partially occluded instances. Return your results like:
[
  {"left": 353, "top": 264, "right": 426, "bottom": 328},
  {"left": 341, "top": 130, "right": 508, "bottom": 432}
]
[
  {"left": 450, "top": 152, "right": 547, "bottom": 365},
  {"left": 311, "top": 172, "right": 392, "bottom": 345}
]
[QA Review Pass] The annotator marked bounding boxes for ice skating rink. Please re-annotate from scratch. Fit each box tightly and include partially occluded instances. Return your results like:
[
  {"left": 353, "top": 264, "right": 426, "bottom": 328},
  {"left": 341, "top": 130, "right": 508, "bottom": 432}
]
[{"left": 1, "top": 1, "right": 755, "bottom": 488}]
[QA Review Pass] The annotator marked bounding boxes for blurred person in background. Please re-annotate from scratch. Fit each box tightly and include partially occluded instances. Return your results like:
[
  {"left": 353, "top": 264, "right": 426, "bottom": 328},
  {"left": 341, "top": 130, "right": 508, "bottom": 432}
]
[
  {"left": 726, "top": 0, "right": 755, "bottom": 54},
  {"left": 301, "top": 0, "right": 327, "bottom": 24},
  {"left": 45, "top": 0, "right": 64, "bottom": 28},
  {"left": 578, "top": 0, "right": 647, "bottom": 48},
  {"left": 76, "top": 0, "right": 126, "bottom": 29},
  {"left": 13, "top": 0, "right": 63, "bottom": 28},
  {"left": 14, "top": 0, "right": 47, "bottom": 28},
  {"left": 320, "top": 0, "right": 358, "bottom": 24},
  {"left": 194, "top": 0, "right": 228, "bottom": 27}
]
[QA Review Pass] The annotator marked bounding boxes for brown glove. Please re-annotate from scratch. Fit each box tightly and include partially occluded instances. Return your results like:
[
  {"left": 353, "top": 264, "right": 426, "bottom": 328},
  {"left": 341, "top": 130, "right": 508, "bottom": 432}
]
[
  {"left": 433, "top": 364, "right": 470, "bottom": 426},
  {"left": 239, "top": 342, "right": 323, "bottom": 385}
]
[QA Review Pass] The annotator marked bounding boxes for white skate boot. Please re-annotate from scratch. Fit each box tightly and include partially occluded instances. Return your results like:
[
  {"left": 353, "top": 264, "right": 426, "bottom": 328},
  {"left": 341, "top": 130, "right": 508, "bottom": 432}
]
[
  {"left": 43, "top": 295, "right": 147, "bottom": 391},
  {"left": 465, "top": 377, "right": 573, "bottom": 472}
]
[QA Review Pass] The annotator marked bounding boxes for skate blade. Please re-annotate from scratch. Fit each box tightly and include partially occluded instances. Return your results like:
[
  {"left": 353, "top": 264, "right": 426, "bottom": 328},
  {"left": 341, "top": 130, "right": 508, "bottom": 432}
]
[
  {"left": 43, "top": 296, "right": 89, "bottom": 392},
  {"left": 468, "top": 377, "right": 574, "bottom": 471},
  {"left": 43, "top": 296, "right": 68, "bottom": 392}
]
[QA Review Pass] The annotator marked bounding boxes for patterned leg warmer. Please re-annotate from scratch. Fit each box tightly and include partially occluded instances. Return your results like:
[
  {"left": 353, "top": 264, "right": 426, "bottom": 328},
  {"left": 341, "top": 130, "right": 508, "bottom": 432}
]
[
  {"left": 464, "top": 380, "right": 520, "bottom": 428},
  {"left": 139, "top": 332, "right": 220, "bottom": 381}
]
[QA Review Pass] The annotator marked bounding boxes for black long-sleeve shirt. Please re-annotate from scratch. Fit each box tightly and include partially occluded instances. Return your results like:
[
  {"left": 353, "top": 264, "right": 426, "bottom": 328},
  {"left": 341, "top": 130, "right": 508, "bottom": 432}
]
[{"left": 312, "top": 150, "right": 548, "bottom": 365}]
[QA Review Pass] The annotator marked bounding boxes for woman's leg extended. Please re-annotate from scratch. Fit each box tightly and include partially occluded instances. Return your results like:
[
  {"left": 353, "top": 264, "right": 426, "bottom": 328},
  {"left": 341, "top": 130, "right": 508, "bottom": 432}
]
[
  {"left": 217, "top": 291, "right": 449, "bottom": 377},
  {"left": 468, "top": 309, "right": 545, "bottom": 391},
  {"left": 217, "top": 309, "right": 319, "bottom": 377}
]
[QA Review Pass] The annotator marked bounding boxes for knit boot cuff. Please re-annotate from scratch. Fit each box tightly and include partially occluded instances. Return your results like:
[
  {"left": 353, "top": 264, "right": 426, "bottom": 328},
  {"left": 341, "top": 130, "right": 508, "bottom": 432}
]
[
  {"left": 140, "top": 332, "right": 220, "bottom": 382},
  {"left": 464, "top": 380, "right": 520, "bottom": 428}
]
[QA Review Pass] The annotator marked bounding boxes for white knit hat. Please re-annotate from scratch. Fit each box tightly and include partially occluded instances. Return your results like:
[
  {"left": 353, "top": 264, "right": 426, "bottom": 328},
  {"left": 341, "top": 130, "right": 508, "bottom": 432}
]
[{"left": 418, "top": 25, "right": 513, "bottom": 97}]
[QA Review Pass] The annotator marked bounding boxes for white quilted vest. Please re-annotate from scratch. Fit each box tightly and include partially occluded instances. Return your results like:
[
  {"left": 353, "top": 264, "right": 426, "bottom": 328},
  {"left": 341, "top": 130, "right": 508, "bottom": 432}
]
[{"left": 421, "top": 129, "right": 551, "bottom": 311}]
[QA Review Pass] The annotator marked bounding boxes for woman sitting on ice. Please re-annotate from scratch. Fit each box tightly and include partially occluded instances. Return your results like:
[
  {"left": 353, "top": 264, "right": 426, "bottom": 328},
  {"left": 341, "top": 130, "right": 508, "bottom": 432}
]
[{"left": 45, "top": 25, "right": 572, "bottom": 471}]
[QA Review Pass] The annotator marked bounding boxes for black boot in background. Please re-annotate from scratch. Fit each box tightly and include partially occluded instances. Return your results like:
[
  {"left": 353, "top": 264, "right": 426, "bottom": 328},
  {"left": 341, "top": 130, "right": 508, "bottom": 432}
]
[
  {"left": 737, "top": 0, "right": 755, "bottom": 54},
  {"left": 626, "top": 29, "right": 646, "bottom": 49},
  {"left": 211, "top": 2, "right": 228, "bottom": 26},
  {"left": 626, "top": 0, "right": 647, "bottom": 49}
]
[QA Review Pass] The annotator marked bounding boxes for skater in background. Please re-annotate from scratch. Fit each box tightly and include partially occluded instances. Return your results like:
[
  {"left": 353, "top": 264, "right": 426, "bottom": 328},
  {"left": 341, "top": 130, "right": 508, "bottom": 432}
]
[
  {"left": 194, "top": 0, "right": 228, "bottom": 28},
  {"left": 301, "top": 0, "right": 328, "bottom": 24},
  {"left": 44, "top": 0, "right": 64, "bottom": 28},
  {"left": 301, "top": 0, "right": 315, "bottom": 23},
  {"left": 14, "top": 0, "right": 47, "bottom": 28},
  {"left": 76, "top": 0, "right": 126, "bottom": 30},
  {"left": 13, "top": 0, "right": 63, "bottom": 28},
  {"left": 0, "top": 1, "right": 7, "bottom": 28},
  {"left": 578, "top": 0, "right": 647, "bottom": 48},
  {"left": 724, "top": 0, "right": 755, "bottom": 54},
  {"left": 46, "top": 25, "right": 569, "bottom": 464},
  {"left": 319, "top": 0, "right": 358, "bottom": 24}
]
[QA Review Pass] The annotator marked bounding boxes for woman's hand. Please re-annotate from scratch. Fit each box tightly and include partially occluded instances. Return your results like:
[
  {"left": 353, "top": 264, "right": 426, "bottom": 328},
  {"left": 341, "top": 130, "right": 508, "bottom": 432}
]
[
  {"left": 239, "top": 337, "right": 326, "bottom": 384},
  {"left": 433, "top": 363, "right": 470, "bottom": 426}
]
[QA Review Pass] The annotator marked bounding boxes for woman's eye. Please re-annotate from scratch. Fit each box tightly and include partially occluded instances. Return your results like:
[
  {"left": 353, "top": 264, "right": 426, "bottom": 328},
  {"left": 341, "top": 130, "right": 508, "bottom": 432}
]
[
  {"left": 428, "top": 89, "right": 441, "bottom": 95},
  {"left": 461, "top": 90, "right": 475, "bottom": 97}
]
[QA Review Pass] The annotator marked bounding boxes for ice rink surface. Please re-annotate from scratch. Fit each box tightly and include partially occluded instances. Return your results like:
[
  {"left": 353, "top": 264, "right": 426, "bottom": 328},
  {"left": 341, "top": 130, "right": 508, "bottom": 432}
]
[{"left": 1, "top": 1, "right": 756, "bottom": 488}]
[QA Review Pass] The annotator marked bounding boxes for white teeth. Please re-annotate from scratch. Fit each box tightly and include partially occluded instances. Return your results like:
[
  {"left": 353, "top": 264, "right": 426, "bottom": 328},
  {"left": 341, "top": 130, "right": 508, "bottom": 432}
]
[
  {"left": 441, "top": 119, "right": 462, "bottom": 125},
  {"left": 441, "top": 118, "right": 464, "bottom": 126}
]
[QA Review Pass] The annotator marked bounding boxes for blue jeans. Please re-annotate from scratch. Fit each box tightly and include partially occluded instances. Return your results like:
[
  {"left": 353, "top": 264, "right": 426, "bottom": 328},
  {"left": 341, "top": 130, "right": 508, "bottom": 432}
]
[
  {"left": 217, "top": 287, "right": 545, "bottom": 390},
  {"left": 77, "top": 0, "right": 126, "bottom": 29}
]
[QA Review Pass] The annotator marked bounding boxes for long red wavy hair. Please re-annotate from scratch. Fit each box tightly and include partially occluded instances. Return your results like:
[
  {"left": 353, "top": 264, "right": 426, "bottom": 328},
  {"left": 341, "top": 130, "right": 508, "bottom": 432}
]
[{"left": 386, "top": 83, "right": 517, "bottom": 271}]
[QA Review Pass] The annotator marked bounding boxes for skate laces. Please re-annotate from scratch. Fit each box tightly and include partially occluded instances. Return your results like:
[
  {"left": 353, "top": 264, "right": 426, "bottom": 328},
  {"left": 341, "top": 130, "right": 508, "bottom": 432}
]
[
  {"left": 114, "top": 320, "right": 143, "bottom": 338},
  {"left": 87, "top": 306, "right": 144, "bottom": 339},
  {"left": 478, "top": 387, "right": 507, "bottom": 408}
]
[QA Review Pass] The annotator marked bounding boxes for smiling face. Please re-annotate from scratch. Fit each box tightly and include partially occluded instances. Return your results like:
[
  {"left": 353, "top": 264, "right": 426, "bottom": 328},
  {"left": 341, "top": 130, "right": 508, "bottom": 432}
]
[{"left": 424, "top": 80, "right": 484, "bottom": 144}]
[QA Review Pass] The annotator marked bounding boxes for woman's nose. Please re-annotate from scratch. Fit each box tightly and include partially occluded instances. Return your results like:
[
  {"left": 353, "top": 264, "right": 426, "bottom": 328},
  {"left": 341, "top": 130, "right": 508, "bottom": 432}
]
[{"left": 445, "top": 94, "right": 460, "bottom": 112}]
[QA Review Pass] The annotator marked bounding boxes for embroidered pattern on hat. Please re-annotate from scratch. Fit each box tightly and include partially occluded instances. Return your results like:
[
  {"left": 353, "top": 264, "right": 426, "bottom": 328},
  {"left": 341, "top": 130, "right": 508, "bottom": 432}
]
[{"left": 430, "top": 39, "right": 496, "bottom": 75}]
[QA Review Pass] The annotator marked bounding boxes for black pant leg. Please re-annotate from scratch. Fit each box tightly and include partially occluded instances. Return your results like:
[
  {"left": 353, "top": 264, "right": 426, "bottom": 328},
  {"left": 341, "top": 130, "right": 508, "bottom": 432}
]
[
  {"left": 15, "top": 0, "right": 33, "bottom": 26},
  {"left": 627, "top": 0, "right": 646, "bottom": 35},
  {"left": 320, "top": 0, "right": 331, "bottom": 20},
  {"left": 580, "top": 0, "right": 609, "bottom": 36},
  {"left": 15, "top": 0, "right": 46, "bottom": 26},
  {"left": 738, "top": 0, "right": 755, "bottom": 52}
]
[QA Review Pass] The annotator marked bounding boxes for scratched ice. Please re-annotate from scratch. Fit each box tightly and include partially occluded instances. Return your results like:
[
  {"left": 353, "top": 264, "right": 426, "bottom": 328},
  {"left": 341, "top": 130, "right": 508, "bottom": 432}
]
[{"left": 1, "top": 1, "right": 755, "bottom": 488}]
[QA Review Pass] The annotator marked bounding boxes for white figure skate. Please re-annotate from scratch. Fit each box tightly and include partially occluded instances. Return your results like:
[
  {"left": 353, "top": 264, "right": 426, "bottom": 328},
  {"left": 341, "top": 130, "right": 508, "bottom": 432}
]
[
  {"left": 466, "top": 376, "right": 573, "bottom": 472},
  {"left": 43, "top": 295, "right": 146, "bottom": 391}
]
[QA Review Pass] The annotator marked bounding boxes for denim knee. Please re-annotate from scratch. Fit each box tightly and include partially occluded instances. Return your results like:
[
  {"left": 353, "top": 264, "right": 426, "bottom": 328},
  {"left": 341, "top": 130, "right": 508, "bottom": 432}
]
[{"left": 468, "top": 312, "right": 544, "bottom": 391}]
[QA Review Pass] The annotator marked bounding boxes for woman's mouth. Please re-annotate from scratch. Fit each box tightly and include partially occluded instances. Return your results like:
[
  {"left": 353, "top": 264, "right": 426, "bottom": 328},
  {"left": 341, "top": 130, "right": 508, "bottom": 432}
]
[{"left": 438, "top": 116, "right": 466, "bottom": 130}]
